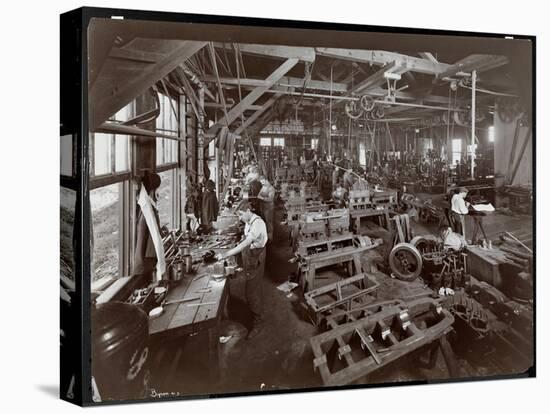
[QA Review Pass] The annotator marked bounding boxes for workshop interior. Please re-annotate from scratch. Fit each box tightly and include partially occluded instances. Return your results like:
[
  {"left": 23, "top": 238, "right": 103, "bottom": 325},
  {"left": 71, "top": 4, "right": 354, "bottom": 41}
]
[{"left": 60, "top": 9, "right": 535, "bottom": 405}]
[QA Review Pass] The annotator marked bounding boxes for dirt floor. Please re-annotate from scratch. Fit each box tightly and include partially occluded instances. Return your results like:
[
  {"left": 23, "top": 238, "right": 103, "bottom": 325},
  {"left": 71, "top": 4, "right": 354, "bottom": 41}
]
[{"left": 148, "top": 202, "right": 533, "bottom": 398}]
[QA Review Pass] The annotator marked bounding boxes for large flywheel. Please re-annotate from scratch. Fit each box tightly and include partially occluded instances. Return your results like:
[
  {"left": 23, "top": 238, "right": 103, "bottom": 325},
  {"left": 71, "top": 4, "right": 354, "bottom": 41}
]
[{"left": 388, "top": 242, "right": 422, "bottom": 282}]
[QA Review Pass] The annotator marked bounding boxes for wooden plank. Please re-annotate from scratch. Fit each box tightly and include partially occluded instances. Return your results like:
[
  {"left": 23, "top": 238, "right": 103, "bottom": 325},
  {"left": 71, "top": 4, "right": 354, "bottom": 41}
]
[
  {"left": 90, "top": 40, "right": 206, "bottom": 130},
  {"left": 316, "top": 48, "right": 450, "bottom": 75},
  {"left": 166, "top": 274, "right": 210, "bottom": 331},
  {"left": 214, "top": 58, "right": 299, "bottom": 130},
  {"left": 509, "top": 126, "right": 532, "bottom": 185},
  {"left": 234, "top": 95, "right": 280, "bottom": 135},
  {"left": 149, "top": 276, "right": 193, "bottom": 335},
  {"left": 214, "top": 42, "right": 315, "bottom": 62},
  {"left": 419, "top": 52, "right": 438, "bottom": 63},
  {"left": 436, "top": 54, "right": 509, "bottom": 80},
  {"left": 352, "top": 62, "right": 405, "bottom": 94},
  {"left": 201, "top": 74, "right": 348, "bottom": 93},
  {"left": 194, "top": 279, "right": 226, "bottom": 325}
]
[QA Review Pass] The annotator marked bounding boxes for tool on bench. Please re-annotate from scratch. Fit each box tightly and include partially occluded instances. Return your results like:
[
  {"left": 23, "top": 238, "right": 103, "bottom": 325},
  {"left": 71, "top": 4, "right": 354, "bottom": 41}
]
[
  {"left": 148, "top": 296, "right": 202, "bottom": 319},
  {"left": 186, "top": 301, "right": 217, "bottom": 307}
]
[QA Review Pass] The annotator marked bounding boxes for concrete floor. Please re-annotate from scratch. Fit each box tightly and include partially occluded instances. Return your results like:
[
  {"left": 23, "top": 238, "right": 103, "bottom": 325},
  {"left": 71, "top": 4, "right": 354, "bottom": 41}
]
[{"left": 149, "top": 203, "right": 533, "bottom": 397}]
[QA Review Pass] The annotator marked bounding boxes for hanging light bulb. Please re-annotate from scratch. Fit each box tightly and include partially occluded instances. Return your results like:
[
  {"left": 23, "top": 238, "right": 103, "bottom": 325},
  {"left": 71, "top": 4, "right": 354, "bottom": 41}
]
[{"left": 331, "top": 124, "right": 337, "bottom": 131}]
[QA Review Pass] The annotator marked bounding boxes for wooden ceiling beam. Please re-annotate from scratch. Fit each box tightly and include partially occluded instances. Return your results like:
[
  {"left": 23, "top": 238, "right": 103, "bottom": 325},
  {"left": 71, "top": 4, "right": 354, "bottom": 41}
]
[
  {"left": 90, "top": 40, "right": 206, "bottom": 130},
  {"left": 214, "top": 43, "right": 316, "bottom": 63},
  {"left": 206, "top": 58, "right": 299, "bottom": 137},
  {"left": 315, "top": 48, "right": 451, "bottom": 75},
  {"left": 234, "top": 95, "right": 281, "bottom": 135},
  {"left": 436, "top": 54, "right": 509, "bottom": 80},
  {"left": 200, "top": 74, "right": 348, "bottom": 93}
]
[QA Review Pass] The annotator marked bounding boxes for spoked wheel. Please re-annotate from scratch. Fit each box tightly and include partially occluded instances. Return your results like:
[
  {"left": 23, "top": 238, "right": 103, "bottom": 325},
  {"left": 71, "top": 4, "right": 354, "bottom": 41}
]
[{"left": 389, "top": 242, "right": 422, "bottom": 281}]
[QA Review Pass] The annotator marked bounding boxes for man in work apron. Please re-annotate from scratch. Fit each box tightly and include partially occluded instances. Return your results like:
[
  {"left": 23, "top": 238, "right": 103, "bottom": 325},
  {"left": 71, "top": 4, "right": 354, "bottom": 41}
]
[
  {"left": 216, "top": 201, "right": 268, "bottom": 339},
  {"left": 241, "top": 243, "right": 266, "bottom": 330}
]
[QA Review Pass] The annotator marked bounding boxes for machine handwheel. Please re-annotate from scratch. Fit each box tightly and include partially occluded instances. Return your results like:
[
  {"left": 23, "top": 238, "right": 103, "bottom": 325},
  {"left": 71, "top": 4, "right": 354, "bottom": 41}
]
[{"left": 389, "top": 242, "right": 422, "bottom": 282}]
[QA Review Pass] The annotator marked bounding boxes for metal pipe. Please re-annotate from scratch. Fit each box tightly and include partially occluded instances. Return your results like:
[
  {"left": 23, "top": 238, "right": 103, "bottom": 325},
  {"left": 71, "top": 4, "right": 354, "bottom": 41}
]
[{"left": 471, "top": 70, "right": 476, "bottom": 179}]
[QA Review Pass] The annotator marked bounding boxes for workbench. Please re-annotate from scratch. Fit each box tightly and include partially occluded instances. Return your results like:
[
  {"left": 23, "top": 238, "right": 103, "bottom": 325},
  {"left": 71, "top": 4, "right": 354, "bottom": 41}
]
[
  {"left": 350, "top": 208, "right": 391, "bottom": 233},
  {"left": 466, "top": 245, "right": 512, "bottom": 290},
  {"left": 149, "top": 257, "right": 230, "bottom": 384}
]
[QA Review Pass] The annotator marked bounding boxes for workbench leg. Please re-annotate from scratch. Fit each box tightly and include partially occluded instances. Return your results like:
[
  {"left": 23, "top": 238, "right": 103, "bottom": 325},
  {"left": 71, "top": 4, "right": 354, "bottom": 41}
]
[
  {"left": 384, "top": 212, "right": 391, "bottom": 231},
  {"left": 208, "top": 325, "right": 221, "bottom": 386},
  {"left": 439, "top": 335, "right": 459, "bottom": 377}
]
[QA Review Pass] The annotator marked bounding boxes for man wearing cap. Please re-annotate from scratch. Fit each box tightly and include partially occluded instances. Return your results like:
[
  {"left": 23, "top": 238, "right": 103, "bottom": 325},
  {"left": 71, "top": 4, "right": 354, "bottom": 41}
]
[
  {"left": 216, "top": 201, "right": 268, "bottom": 339},
  {"left": 451, "top": 187, "right": 470, "bottom": 237}
]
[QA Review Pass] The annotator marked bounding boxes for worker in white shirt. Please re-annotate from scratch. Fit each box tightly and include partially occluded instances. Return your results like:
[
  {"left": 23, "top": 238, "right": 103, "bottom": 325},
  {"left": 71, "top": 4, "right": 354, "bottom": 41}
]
[
  {"left": 451, "top": 187, "right": 470, "bottom": 237},
  {"left": 439, "top": 225, "right": 467, "bottom": 251},
  {"left": 216, "top": 201, "right": 268, "bottom": 339}
]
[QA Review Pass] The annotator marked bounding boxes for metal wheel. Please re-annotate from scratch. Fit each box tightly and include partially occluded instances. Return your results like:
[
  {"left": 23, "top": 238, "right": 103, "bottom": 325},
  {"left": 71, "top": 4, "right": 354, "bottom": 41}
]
[
  {"left": 388, "top": 242, "right": 422, "bottom": 282},
  {"left": 410, "top": 235, "right": 441, "bottom": 253}
]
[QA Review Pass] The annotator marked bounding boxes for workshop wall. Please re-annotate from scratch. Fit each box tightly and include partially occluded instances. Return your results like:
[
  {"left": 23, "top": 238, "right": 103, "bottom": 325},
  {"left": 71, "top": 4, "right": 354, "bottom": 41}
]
[{"left": 494, "top": 112, "right": 532, "bottom": 186}]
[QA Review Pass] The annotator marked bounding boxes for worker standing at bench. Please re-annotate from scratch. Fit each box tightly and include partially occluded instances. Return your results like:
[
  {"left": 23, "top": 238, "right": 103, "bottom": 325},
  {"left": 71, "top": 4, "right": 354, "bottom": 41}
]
[
  {"left": 451, "top": 187, "right": 470, "bottom": 238},
  {"left": 217, "top": 201, "right": 268, "bottom": 340}
]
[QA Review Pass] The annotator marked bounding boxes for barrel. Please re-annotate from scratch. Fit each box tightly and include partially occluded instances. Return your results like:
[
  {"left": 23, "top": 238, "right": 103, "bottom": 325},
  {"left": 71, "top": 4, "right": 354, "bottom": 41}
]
[{"left": 91, "top": 302, "right": 150, "bottom": 401}]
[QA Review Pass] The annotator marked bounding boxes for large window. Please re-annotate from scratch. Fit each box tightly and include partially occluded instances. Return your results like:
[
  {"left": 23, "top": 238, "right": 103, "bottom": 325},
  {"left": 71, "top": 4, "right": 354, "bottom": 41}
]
[
  {"left": 91, "top": 183, "right": 121, "bottom": 290},
  {"left": 359, "top": 142, "right": 367, "bottom": 166},
  {"left": 156, "top": 93, "right": 179, "bottom": 166},
  {"left": 260, "top": 137, "right": 272, "bottom": 147},
  {"left": 273, "top": 137, "right": 285, "bottom": 147},
  {"left": 311, "top": 138, "right": 319, "bottom": 150},
  {"left": 488, "top": 126, "right": 495, "bottom": 142},
  {"left": 91, "top": 103, "right": 132, "bottom": 177},
  {"left": 452, "top": 139, "right": 462, "bottom": 165},
  {"left": 157, "top": 169, "right": 176, "bottom": 229}
]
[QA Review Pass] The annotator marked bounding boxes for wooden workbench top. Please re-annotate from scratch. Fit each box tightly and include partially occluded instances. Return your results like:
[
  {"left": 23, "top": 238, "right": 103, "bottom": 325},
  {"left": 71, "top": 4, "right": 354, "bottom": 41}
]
[{"left": 149, "top": 260, "right": 228, "bottom": 339}]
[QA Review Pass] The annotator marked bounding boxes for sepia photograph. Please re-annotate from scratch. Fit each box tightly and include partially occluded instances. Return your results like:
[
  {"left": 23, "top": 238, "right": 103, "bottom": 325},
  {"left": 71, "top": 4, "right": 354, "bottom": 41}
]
[{"left": 73, "top": 9, "right": 534, "bottom": 404}]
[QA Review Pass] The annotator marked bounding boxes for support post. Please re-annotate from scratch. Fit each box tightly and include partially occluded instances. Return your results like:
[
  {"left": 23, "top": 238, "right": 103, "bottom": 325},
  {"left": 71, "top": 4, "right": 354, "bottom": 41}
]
[
  {"left": 197, "top": 86, "right": 205, "bottom": 182},
  {"left": 470, "top": 70, "right": 476, "bottom": 179}
]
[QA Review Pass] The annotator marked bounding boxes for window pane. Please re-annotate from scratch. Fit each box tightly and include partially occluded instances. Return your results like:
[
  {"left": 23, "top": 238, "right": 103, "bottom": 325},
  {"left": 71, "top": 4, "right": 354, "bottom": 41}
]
[
  {"left": 171, "top": 140, "right": 178, "bottom": 163},
  {"left": 112, "top": 102, "right": 133, "bottom": 122},
  {"left": 260, "top": 137, "right": 271, "bottom": 147},
  {"left": 452, "top": 139, "right": 462, "bottom": 165},
  {"left": 311, "top": 138, "right": 318, "bottom": 150},
  {"left": 115, "top": 135, "right": 129, "bottom": 172},
  {"left": 156, "top": 138, "right": 164, "bottom": 166},
  {"left": 91, "top": 183, "right": 120, "bottom": 285},
  {"left": 94, "top": 133, "right": 112, "bottom": 176},
  {"left": 488, "top": 126, "right": 495, "bottom": 142},
  {"left": 157, "top": 170, "right": 174, "bottom": 228},
  {"left": 359, "top": 142, "right": 366, "bottom": 166},
  {"left": 60, "top": 134, "right": 73, "bottom": 176},
  {"left": 273, "top": 137, "right": 285, "bottom": 147},
  {"left": 164, "top": 137, "right": 171, "bottom": 163}
]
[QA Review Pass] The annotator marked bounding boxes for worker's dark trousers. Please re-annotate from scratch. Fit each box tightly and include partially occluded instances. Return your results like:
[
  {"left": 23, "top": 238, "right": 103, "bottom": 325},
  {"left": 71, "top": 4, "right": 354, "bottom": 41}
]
[
  {"left": 242, "top": 246, "right": 266, "bottom": 327},
  {"left": 263, "top": 202, "right": 274, "bottom": 241}
]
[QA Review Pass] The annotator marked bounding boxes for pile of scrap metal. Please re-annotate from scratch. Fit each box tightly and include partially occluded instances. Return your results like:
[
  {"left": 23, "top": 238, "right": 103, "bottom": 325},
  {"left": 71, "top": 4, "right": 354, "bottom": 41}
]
[
  {"left": 310, "top": 296, "right": 456, "bottom": 386},
  {"left": 495, "top": 231, "right": 533, "bottom": 301},
  {"left": 444, "top": 276, "right": 533, "bottom": 371}
]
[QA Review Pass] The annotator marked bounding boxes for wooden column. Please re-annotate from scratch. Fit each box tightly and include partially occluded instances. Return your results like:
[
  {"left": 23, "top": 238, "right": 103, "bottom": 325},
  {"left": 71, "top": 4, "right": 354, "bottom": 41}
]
[
  {"left": 470, "top": 70, "right": 477, "bottom": 179},
  {"left": 197, "top": 86, "right": 205, "bottom": 182}
]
